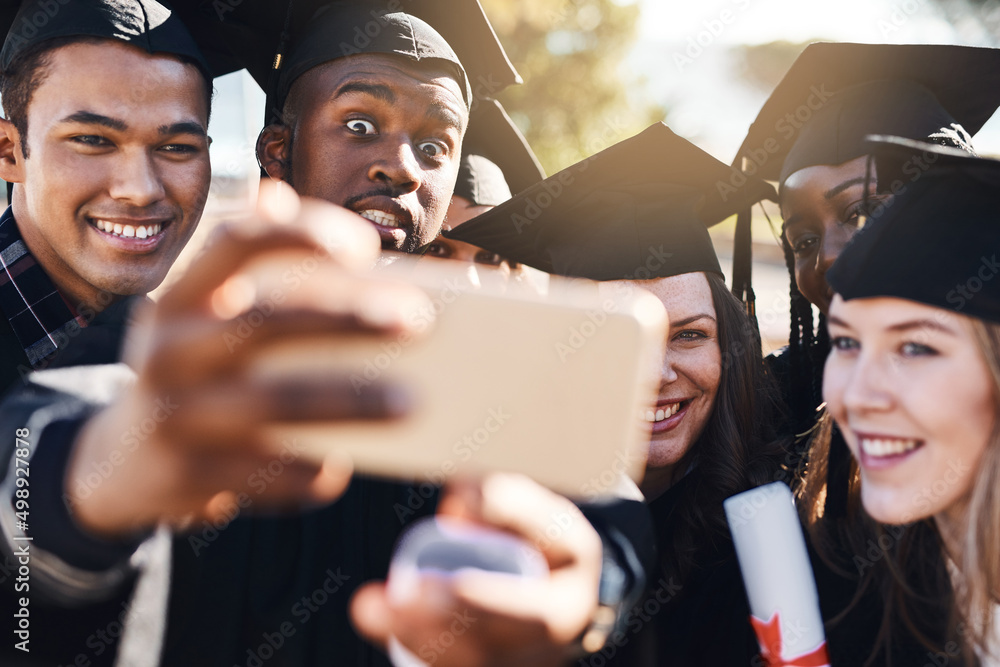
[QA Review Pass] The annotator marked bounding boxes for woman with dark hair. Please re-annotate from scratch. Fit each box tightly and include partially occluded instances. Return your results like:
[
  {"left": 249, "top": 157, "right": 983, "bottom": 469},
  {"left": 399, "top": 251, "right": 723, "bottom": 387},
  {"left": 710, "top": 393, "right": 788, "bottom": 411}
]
[
  {"left": 803, "top": 138, "right": 1000, "bottom": 666},
  {"left": 447, "top": 122, "right": 792, "bottom": 666}
]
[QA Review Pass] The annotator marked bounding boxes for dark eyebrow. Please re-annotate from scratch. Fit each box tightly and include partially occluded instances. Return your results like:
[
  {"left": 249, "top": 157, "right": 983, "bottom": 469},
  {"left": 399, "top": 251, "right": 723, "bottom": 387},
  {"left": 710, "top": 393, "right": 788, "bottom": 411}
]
[
  {"left": 886, "top": 319, "right": 959, "bottom": 336},
  {"left": 672, "top": 313, "right": 716, "bottom": 328},
  {"left": 425, "top": 103, "right": 464, "bottom": 132},
  {"left": 333, "top": 82, "right": 396, "bottom": 105},
  {"left": 825, "top": 177, "right": 866, "bottom": 200},
  {"left": 59, "top": 111, "right": 127, "bottom": 131},
  {"left": 158, "top": 121, "right": 207, "bottom": 137},
  {"left": 828, "top": 315, "right": 959, "bottom": 337}
]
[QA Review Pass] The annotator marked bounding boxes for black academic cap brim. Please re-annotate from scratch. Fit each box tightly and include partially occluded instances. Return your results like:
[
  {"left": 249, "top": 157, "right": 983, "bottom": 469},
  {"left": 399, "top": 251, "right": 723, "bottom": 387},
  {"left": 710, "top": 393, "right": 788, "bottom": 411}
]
[
  {"left": 828, "top": 135, "right": 1000, "bottom": 324},
  {"left": 180, "top": 0, "right": 519, "bottom": 104},
  {"left": 0, "top": 0, "right": 228, "bottom": 77},
  {"left": 464, "top": 99, "right": 544, "bottom": 197},
  {"left": 447, "top": 123, "right": 777, "bottom": 280},
  {"left": 734, "top": 42, "right": 1000, "bottom": 183}
]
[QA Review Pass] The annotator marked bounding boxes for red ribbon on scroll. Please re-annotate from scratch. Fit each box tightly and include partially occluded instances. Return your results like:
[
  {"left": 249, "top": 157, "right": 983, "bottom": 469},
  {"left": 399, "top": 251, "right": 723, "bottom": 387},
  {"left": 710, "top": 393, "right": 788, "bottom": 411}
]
[{"left": 750, "top": 612, "right": 830, "bottom": 667}]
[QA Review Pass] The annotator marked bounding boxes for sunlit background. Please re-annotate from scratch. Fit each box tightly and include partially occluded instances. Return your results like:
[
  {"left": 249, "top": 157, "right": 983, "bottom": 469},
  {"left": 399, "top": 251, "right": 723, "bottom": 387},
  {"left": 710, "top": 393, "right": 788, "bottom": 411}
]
[{"left": 193, "top": 0, "right": 1000, "bottom": 351}]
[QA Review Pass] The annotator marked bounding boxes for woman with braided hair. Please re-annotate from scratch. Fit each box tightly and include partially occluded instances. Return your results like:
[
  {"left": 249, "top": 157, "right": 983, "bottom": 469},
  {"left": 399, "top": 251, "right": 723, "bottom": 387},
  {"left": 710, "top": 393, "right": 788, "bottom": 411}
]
[{"left": 735, "top": 43, "right": 998, "bottom": 445}]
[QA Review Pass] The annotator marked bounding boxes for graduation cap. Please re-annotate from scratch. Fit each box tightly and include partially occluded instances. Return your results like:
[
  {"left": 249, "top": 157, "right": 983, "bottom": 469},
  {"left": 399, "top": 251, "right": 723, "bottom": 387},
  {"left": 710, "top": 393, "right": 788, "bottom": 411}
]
[
  {"left": 729, "top": 42, "right": 1000, "bottom": 313},
  {"left": 454, "top": 155, "right": 510, "bottom": 208},
  {"left": 455, "top": 98, "right": 545, "bottom": 206},
  {"left": 827, "top": 136, "right": 1000, "bottom": 324},
  {"left": 0, "top": 0, "right": 218, "bottom": 203},
  {"left": 445, "top": 123, "right": 777, "bottom": 281},
  {"left": 275, "top": 3, "right": 470, "bottom": 117},
  {"left": 0, "top": 0, "right": 213, "bottom": 77},
  {"left": 170, "top": 0, "right": 520, "bottom": 124}
]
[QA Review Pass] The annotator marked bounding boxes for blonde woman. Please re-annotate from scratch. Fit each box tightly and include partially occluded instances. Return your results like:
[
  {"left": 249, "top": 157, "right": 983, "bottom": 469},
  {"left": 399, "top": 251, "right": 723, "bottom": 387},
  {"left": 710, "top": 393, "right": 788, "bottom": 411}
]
[{"left": 801, "top": 137, "right": 1000, "bottom": 665}]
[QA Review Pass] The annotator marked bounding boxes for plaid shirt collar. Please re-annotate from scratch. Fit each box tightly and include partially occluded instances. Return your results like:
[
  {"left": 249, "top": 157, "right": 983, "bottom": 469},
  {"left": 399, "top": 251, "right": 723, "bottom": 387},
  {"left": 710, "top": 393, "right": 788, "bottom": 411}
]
[{"left": 0, "top": 206, "right": 86, "bottom": 367}]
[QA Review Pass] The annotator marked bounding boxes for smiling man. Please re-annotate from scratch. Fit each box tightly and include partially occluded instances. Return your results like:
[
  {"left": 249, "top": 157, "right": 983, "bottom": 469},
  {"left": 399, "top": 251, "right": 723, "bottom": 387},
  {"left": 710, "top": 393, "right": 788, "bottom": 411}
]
[
  {"left": 255, "top": 4, "right": 469, "bottom": 253},
  {"left": 0, "top": 0, "right": 212, "bottom": 393},
  {"left": 0, "top": 2, "right": 215, "bottom": 664}
]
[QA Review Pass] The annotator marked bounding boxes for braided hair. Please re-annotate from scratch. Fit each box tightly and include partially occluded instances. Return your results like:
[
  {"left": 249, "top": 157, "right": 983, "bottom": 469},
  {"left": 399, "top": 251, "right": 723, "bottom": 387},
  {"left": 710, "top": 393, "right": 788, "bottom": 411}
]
[{"left": 780, "top": 232, "right": 829, "bottom": 440}]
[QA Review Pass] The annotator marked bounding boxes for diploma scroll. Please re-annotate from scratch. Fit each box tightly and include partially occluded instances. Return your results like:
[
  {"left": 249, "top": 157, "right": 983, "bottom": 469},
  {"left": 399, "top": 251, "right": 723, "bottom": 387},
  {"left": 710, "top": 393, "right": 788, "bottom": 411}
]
[{"left": 724, "top": 482, "right": 830, "bottom": 667}]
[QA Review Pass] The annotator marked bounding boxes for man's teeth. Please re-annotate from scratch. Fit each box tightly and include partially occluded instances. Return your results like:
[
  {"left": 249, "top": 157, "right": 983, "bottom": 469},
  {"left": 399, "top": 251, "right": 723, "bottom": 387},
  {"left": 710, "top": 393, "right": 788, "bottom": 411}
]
[
  {"left": 359, "top": 210, "right": 402, "bottom": 229},
  {"left": 94, "top": 219, "right": 162, "bottom": 239},
  {"left": 642, "top": 403, "right": 681, "bottom": 423},
  {"left": 860, "top": 437, "right": 920, "bottom": 457}
]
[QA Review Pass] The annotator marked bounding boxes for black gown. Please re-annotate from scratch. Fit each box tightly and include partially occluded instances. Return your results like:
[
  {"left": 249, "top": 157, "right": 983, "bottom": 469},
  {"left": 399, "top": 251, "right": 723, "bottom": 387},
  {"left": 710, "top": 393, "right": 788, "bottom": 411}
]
[
  {"left": 0, "top": 313, "right": 31, "bottom": 397},
  {"left": 600, "top": 471, "right": 759, "bottom": 667},
  {"left": 0, "top": 297, "right": 142, "bottom": 667}
]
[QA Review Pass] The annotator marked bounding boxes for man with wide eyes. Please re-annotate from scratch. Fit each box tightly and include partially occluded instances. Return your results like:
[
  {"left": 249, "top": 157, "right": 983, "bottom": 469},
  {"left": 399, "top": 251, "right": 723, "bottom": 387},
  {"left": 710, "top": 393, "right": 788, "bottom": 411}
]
[{"left": 255, "top": 8, "right": 470, "bottom": 254}]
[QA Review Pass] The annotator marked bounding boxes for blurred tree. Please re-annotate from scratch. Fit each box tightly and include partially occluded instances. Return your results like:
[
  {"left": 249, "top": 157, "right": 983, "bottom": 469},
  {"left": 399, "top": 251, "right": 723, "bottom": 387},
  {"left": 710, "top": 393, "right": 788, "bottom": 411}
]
[{"left": 480, "top": 0, "right": 666, "bottom": 173}]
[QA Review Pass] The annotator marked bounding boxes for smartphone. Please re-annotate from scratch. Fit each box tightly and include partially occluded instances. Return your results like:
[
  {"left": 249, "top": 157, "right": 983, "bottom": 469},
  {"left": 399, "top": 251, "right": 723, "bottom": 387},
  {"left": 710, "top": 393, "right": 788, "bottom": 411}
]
[{"left": 243, "top": 254, "right": 666, "bottom": 499}]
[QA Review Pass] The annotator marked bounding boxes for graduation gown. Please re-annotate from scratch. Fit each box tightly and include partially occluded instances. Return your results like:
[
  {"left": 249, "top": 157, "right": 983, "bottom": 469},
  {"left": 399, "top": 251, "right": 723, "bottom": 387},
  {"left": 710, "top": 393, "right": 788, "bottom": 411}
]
[
  {"left": 602, "top": 471, "right": 759, "bottom": 667},
  {"left": 0, "top": 297, "right": 142, "bottom": 667},
  {"left": 0, "top": 313, "right": 32, "bottom": 397}
]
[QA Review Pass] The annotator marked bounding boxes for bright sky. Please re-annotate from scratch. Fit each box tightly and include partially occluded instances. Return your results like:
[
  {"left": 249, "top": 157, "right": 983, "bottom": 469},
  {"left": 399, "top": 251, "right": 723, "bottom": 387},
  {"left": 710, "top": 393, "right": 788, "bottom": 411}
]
[
  {"left": 630, "top": 0, "right": 1000, "bottom": 159},
  {"left": 636, "top": 0, "right": 966, "bottom": 45}
]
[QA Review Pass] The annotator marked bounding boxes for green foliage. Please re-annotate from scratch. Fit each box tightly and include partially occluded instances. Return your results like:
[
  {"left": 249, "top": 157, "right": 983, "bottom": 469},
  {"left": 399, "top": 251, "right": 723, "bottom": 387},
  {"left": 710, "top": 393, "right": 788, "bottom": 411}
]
[{"left": 481, "top": 0, "right": 666, "bottom": 173}]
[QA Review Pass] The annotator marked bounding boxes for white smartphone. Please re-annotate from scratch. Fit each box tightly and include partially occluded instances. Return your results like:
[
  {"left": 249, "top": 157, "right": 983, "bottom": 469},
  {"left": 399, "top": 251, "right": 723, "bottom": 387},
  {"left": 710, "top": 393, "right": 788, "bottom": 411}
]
[{"left": 243, "top": 254, "right": 666, "bottom": 499}]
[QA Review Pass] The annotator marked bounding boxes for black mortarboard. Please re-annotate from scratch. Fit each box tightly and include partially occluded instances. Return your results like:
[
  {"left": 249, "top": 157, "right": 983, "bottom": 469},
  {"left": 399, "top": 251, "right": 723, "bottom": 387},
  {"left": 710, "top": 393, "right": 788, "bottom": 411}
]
[
  {"left": 730, "top": 42, "right": 1000, "bottom": 313},
  {"left": 445, "top": 123, "right": 777, "bottom": 281},
  {"left": 454, "top": 155, "right": 510, "bottom": 208},
  {"left": 274, "top": 2, "right": 470, "bottom": 117},
  {"left": 735, "top": 43, "right": 1000, "bottom": 184},
  {"left": 174, "top": 0, "right": 519, "bottom": 125},
  {"left": 826, "top": 137, "right": 1000, "bottom": 322},
  {"left": 827, "top": 136, "right": 1000, "bottom": 324},
  {"left": 456, "top": 98, "right": 544, "bottom": 205},
  {"left": 0, "top": 0, "right": 211, "bottom": 78}
]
